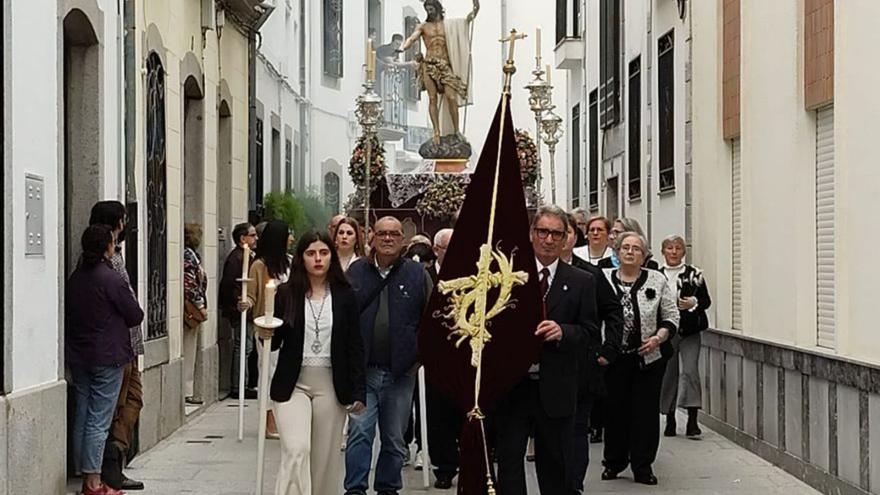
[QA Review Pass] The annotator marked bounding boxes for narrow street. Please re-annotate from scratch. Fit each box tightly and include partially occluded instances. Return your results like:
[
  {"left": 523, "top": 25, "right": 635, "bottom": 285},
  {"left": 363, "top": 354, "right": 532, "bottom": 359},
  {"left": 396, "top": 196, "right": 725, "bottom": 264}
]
[{"left": 82, "top": 400, "right": 818, "bottom": 495}]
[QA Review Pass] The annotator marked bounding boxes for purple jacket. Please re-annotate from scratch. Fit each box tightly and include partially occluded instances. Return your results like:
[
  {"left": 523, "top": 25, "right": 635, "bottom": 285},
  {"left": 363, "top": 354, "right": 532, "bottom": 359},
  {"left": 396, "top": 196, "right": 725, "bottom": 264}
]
[{"left": 66, "top": 259, "right": 145, "bottom": 367}]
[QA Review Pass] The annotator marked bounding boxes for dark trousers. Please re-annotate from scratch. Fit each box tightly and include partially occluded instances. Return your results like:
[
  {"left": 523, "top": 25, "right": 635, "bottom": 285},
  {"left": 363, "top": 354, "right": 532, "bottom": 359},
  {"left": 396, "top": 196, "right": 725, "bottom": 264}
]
[
  {"left": 590, "top": 396, "right": 605, "bottom": 431},
  {"left": 570, "top": 395, "right": 595, "bottom": 493},
  {"left": 602, "top": 354, "right": 667, "bottom": 477},
  {"left": 495, "top": 379, "right": 573, "bottom": 495},
  {"left": 426, "top": 382, "right": 462, "bottom": 477},
  {"left": 403, "top": 382, "right": 422, "bottom": 451},
  {"left": 109, "top": 361, "right": 143, "bottom": 451}
]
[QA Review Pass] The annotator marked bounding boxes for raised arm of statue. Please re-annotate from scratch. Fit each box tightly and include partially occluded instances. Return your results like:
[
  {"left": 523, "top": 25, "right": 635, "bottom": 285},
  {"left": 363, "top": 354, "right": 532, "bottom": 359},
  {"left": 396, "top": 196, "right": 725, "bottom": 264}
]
[
  {"left": 467, "top": 0, "right": 480, "bottom": 22},
  {"left": 399, "top": 24, "right": 423, "bottom": 52}
]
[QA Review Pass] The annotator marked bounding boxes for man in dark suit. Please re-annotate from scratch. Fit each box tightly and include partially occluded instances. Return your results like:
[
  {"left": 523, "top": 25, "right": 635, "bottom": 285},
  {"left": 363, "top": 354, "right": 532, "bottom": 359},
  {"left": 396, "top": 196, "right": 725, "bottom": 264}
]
[
  {"left": 562, "top": 213, "right": 624, "bottom": 494},
  {"left": 495, "top": 206, "right": 600, "bottom": 495},
  {"left": 423, "top": 228, "right": 462, "bottom": 489}
]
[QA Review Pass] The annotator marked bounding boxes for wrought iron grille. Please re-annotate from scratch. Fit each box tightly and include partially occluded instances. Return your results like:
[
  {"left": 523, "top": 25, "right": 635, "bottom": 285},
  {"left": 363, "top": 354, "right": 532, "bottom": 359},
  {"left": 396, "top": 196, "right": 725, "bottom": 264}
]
[
  {"left": 146, "top": 52, "right": 168, "bottom": 340},
  {"left": 323, "top": 0, "right": 343, "bottom": 77}
]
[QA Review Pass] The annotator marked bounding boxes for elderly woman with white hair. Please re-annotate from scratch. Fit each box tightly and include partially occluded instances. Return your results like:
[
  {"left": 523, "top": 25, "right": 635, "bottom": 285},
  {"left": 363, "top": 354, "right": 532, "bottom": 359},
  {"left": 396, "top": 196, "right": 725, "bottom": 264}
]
[
  {"left": 658, "top": 235, "right": 712, "bottom": 438},
  {"left": 600, "top": 232, "right": 679, "bottom": 486}
]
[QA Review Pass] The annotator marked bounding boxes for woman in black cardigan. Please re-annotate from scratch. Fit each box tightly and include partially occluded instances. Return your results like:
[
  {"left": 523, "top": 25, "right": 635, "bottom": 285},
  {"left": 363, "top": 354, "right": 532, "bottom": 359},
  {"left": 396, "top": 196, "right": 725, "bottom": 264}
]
[
  {"left": 258, "top": 230, "right": 366, "bottom": 495},
  {"left": 658, "top": 235, "right": 712, "bottom": 438}
]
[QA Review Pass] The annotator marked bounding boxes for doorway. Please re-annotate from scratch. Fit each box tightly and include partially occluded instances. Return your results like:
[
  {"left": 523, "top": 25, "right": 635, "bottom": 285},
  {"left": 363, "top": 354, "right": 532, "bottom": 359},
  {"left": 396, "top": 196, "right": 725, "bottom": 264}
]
[
  {"left": 606, "top": 176, "right": 619, "bottom": 222},
  {"left": 216, "top": 99, "right": 233, "bottom": 395}
]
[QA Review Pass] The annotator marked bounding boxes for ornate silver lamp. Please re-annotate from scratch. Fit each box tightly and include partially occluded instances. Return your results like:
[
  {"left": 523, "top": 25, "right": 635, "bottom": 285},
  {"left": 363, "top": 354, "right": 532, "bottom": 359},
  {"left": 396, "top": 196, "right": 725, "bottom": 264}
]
[
  {"left": 539, "top": 107, "right": 563, "bottom": 204},
  {"left": 354, "top": 69, "right": 383, "bottom": 226},
  {"left": 524, "top": 65, "right": 551, "bottom": 195}
]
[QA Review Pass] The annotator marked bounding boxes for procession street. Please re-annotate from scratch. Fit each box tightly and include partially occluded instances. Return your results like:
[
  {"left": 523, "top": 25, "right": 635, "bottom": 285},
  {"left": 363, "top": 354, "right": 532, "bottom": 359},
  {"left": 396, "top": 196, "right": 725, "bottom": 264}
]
[{"left": 66, "top": 399, "right": 818, "bottom": 495}]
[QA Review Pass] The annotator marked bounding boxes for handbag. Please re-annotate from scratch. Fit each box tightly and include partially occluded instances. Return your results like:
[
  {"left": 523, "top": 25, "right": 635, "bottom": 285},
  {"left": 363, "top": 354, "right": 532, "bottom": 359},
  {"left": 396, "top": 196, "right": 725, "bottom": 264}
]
[{"left": 184, "top": 299, "right": 207, "bottom": 329}]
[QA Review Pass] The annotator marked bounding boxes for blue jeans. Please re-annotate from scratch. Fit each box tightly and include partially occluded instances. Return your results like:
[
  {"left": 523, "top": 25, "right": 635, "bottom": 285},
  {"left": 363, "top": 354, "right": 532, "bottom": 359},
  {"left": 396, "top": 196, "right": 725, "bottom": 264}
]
[
  {"left": 71, "top": 365, "right": 125, "bottom": 474},
  {"left": 344, "top": 368, "right": 416, "bottom": 493}
]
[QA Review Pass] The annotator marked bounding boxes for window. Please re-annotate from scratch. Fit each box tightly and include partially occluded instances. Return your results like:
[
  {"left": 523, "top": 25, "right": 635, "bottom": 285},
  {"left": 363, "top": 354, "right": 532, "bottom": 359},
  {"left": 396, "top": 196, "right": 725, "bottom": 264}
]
[
  {"left": 731, "top": 138, "right": 742, "bottom": 330},
  {"left": 556, "top": 0, "right": 581, "bottom": 42},
  {"left": 816, "top": 105, "right": 835, "bottom": 349},
  {"left": 285, "top": 139, "right": 293, "bottom": 191},
  {"left": 599, "top": 0, "right": 621, "bottom": 128},
  {"left": 324, "top": 172, "right": 340, "bottom": 214},
  {"left": 254, "top": 117, "right": 264, "bottom": 207},
  {"left": 323, "top": 0, "right": 343, "bottom": 77},
  {"left": 628, "top": 56, "right": 641, "bottom": 200},
  {"left": 556, "top": 0, "right": 566, "bottom": 44},
  {"left": 271, "top": 128, "right": 281, "bottom": 192},
  {"left": 145, "top": 52, "right": 168, "bottom": 340},
  {"left": 404, "top": 16, "right": 421, "bottom": 102},
  {"left": 588, "top": 90, "right": 599, "bottom": 210},
  {"left": 657, "top": 31, "right": 675, "bottom": 192},
  {"left": 571, "top": 104, "right": 581, "bottom": 208}
]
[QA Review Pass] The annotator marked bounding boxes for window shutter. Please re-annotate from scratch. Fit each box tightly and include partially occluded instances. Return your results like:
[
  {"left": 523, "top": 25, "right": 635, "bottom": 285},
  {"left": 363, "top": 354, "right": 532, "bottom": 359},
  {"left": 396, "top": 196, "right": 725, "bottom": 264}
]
[
  {"left": 816, "top": 105, "right": 835, "bottom": 349},
  {"left": 731, "top": 138, "right": 743, "bottom": 331}
]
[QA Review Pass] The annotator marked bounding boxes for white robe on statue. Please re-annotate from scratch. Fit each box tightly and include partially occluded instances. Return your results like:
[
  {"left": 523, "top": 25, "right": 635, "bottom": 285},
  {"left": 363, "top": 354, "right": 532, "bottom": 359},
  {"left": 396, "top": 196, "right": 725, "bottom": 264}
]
[{"left": 439, "top": 17, "right": 474, "bottom": 136}]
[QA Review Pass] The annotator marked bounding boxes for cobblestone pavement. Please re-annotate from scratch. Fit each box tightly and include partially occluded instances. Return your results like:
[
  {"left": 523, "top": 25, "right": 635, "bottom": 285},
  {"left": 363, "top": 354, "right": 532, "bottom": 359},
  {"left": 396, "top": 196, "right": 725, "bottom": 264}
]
[{"left": 69, "top": 398, "right": 818, "bottom": 494}]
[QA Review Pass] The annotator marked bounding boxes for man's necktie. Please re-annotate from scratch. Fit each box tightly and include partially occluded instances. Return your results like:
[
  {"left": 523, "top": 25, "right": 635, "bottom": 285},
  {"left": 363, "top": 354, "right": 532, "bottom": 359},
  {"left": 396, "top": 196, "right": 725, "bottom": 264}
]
[{"left": 539, "top": 267, "right": 550, "bottom": 320}]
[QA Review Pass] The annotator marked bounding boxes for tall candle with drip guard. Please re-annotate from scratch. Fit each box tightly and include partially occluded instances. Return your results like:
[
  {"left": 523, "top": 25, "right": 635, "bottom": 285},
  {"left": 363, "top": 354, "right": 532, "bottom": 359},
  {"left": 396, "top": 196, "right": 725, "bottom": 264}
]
[
  {"left": 264, "top": 280, "right": 276, "bottom": 319},
  {"left": 536, "top": 27, "right": 541, "bottom": 59}
]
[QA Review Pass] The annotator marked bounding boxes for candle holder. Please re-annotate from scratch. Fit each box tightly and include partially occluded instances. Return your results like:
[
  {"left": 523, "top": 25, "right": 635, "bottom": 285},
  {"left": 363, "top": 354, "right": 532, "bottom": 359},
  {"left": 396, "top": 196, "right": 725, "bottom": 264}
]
[
  {"left": 524, "top": 66, "right": 552, "bottom": 198},
  {"left": 539, "top": 108, "right": 564, "bottom": 205},
  {"left": 355, "top": 77, "right": 383, "bottom": 226}
]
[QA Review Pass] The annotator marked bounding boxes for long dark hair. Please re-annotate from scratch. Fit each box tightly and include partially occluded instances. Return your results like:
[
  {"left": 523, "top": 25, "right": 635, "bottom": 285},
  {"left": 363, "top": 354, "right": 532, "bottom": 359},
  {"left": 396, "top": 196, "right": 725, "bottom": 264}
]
[
  {"left": 335, "top": 217, "right": 365, "bottom": 257},
  {"left": 256, "top": 220, "right": 290, "bottom": 278},
  {"left": 282, "top": 230, "right": 350, "bottom": 323},
  {"left": 81, "top": 224, "right": 113, "bottom": 268}
]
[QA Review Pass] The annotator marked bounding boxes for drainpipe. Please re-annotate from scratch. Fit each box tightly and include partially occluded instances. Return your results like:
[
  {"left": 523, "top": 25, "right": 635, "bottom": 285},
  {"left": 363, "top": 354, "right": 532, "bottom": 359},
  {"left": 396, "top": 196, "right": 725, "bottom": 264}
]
[
  {"left": 123, "top": 0, "right": 137, "bottom": 279},
  {"left": 645, "top": 0, "right": 653, "bottom": 244},
  {"left": 117, "top": 0, "right": 126, "bottom": 200},
  {"left": 248, "top": 4, "right": 274, "bottom": 218}
]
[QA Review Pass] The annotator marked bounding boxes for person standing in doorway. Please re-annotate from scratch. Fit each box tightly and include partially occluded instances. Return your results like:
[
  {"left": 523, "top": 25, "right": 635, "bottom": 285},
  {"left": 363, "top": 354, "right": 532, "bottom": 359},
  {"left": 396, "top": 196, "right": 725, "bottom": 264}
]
[
  {"left": 183, "top": 224, "right": 209, "bottom": 405},
  {"left": 67, "top": 224, "right": 144, "bottom": 495},
  {"left": 219, "top": 222, "right": 258, "bottom": 400},
  {"left": 260, "top": 230, "right": 366, "bottom": 495},
  {"left": 86, "top": 201, "right": 146, "bottom": 491},
  {"left": 344, "top": 216, "right": 432, "bottom": 495}
]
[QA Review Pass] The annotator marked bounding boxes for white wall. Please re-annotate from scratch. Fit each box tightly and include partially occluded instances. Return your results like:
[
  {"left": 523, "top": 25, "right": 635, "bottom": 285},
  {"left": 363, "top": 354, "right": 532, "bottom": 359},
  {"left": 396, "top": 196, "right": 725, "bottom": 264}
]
[{"left": 9, "top": 1, "right": 62, "bottom": 390}]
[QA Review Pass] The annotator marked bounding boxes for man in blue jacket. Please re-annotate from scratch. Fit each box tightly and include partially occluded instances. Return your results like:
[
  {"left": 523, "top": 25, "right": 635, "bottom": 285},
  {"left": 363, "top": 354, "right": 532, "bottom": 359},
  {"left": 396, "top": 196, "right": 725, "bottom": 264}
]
[{"left": 344, "top": 216, "right": 432, "bottom": 495}]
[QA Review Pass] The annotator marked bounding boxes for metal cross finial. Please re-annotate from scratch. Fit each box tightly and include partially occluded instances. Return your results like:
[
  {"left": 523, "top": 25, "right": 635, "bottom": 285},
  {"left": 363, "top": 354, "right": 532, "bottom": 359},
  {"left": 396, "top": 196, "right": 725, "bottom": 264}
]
[{"left": 499, "top": 29, "right": 527, "bottom": 93}]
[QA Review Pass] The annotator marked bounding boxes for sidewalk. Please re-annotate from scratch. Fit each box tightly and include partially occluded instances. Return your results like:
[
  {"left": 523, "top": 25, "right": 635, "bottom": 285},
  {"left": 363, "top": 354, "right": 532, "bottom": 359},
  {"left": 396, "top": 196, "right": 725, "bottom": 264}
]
[{"left": 107, "top": 398, "right": 818, "bottom": 494}]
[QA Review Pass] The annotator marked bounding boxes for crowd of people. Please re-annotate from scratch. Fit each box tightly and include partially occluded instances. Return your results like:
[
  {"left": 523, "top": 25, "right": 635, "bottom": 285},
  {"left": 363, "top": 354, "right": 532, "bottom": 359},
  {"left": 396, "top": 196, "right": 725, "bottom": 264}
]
[{"left": 63, "top": 199, "right": 712, "bottom": 495}]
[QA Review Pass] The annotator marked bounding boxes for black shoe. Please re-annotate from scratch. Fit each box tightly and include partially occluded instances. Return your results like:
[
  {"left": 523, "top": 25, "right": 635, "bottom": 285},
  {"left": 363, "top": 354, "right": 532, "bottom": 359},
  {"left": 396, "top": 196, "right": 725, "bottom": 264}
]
[
  {"left": 600, "top": 468, "right": 620, "bottom": 481},
  {"left": 121, "top": 475, "right": 145, "bottom": 490},
  {"left": 434, "top": 474, "right": 454, "bottom": 489},
  {"left": 185, "top": 396, "right": 204, "bottom": 405},
  {"left": 343, "top": 491, "right": 367, "bottom": 495},
  {"left": 686, "top": 422, "right": 702, "bottom": 437},
  {"left": 377, "top": 492, "right": 399, "bottom": 495},
  {"left": 664, "top": 416, "right": 677, "bottom": 437},
  {"left": 589, "top": 428, "right": 603, "bottom": 444},
  {"left": 634, "top": 473, "right": 658, "bottom": 485},
  {"left": 101, "top": 442, "right": 124, "bottom": 489}
]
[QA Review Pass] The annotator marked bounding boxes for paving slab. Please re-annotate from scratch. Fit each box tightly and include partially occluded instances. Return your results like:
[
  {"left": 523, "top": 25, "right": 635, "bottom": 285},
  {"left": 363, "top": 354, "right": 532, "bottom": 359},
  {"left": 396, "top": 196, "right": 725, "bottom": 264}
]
[{"left": 67, "top": 401, "right": 819, "bottom": 494}]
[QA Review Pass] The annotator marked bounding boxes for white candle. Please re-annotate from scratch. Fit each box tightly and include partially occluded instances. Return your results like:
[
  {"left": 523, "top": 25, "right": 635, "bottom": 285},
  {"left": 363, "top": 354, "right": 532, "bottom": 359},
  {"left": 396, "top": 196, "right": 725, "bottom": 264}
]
[
  {"left": 536, "top": 27, "right": 541, "bottom": 59},
  {"left": 241, "top": 244, "right": 251, "bottom": 280},
  {"left": 264, "top": 280, "right": 276, "bottom": 319},
  {"left": 546, "top": 64, "right": 552, "bottom": 86}
]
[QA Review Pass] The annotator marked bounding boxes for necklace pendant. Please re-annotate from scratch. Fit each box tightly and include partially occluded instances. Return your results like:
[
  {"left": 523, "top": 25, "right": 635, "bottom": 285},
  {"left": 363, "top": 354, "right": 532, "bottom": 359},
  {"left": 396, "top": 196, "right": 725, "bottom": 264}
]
[{"left": 311, "top": 339, "right": 323, "bottom": 354}]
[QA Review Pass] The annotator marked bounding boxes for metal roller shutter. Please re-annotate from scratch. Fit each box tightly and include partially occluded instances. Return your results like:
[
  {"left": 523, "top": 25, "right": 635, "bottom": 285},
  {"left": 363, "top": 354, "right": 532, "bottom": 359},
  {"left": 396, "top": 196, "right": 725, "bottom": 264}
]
[
  {"left": 731, "top": 138, "right": 742, "bottom": 331},
  {"left": 816, "top": 105, "right": 835, "bottom": 349}
]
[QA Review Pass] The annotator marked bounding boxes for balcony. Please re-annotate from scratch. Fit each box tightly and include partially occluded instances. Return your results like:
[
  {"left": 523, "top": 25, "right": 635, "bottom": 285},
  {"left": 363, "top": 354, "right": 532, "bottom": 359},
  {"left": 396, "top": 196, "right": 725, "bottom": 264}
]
[
  {"left": 554, "top": 0, "right": 583, "bottom": 71},
  {"left": 376, "top": 65, "right": 408, "bottom": 142},
  {"left": 218, "top": 0, "right": 275, "bottom": 30}
]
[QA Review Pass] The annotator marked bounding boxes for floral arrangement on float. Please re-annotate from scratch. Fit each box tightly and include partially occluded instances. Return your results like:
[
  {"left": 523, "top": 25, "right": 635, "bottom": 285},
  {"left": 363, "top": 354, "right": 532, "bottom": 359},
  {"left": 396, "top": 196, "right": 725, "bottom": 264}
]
[
  {"left": 516, "top": 128, "right": 542, "bottom": 207},
  {"left": 348, "top": 134, "right": 387, "bottom": 191},
  {"left": 416, "top": 173, "right": 467, "bottom": 220}
]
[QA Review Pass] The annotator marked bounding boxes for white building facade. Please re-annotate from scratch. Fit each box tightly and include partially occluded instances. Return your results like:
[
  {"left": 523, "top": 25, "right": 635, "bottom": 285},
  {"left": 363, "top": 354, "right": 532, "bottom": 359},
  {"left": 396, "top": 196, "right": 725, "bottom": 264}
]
[
  {"left": 555, "top": 0, "right": 690, "bottom": 249},
  {"left": 1, "top": 0, "right": 126, "bottom": 491},
  {"left": 691, "top": 2, "right": 879, "bottom": 494}
]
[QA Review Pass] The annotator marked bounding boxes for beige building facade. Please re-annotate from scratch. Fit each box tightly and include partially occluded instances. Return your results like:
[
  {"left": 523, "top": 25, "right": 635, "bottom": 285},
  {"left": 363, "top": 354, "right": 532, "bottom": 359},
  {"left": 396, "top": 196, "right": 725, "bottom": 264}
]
[
  {"left": 692, "top": 1, "right": 880, "bottom": 494},
  {"left": 131, "top": 0, "right": 265, "bottom": 451}
]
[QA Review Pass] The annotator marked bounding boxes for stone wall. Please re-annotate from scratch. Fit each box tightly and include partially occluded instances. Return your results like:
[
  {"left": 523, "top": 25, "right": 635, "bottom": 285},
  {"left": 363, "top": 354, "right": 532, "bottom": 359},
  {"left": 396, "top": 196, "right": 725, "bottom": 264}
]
[{"left": 699, "top": 330, "right": 880, "bottom": 495}]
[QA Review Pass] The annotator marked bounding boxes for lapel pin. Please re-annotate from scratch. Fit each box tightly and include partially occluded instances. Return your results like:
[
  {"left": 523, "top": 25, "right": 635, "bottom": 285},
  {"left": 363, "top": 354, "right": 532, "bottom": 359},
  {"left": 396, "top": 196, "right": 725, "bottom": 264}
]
[{"left": 563, "top": 284, "right": 569, "bottom": 292}]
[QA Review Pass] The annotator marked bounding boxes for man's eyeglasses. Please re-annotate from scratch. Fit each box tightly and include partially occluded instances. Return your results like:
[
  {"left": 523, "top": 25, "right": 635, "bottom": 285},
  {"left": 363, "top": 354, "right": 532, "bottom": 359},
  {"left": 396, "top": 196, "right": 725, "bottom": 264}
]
[
  {"left": 244, "top": 232, "right": 258, "bottom": 238},
  {"left": 533, "top": 228, "right": 566, "bottom": 241},
  {"left": 375, "top": 231, "right": 403, "bottom": 239}
]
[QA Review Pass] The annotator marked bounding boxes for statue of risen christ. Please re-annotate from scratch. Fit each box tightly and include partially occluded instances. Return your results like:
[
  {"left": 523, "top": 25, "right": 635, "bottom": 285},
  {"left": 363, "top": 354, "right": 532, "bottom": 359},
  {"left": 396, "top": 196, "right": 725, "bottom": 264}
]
[{"left": 400, "top": 0, "right": 479, "bottom": 146}]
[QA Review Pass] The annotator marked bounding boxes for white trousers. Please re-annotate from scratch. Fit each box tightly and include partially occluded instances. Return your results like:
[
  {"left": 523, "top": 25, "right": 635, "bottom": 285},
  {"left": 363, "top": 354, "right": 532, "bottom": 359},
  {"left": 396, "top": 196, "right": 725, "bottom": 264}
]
[
  {"left": 183, "top": 322, "right": 200, "bottom": 397},
  {"left": 273, "top": 366, "right": 347, "bottom": 495}
]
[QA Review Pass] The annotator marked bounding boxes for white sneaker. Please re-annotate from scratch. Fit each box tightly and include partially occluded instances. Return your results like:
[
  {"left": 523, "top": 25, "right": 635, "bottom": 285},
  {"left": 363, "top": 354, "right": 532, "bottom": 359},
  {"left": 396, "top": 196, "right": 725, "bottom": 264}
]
[
  {"left": 403, "top": 445, "right": 412, "bottom": 467},
  {"left": 414, "top": 453, "right": 423, "bottom": 471}
]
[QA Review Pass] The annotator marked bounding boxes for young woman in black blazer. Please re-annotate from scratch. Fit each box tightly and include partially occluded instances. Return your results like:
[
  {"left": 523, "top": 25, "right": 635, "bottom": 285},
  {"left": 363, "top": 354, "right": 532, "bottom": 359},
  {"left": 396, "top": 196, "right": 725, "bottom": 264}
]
[{"left": 258, "top": 230, "right": 366, "bottom": 495}]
